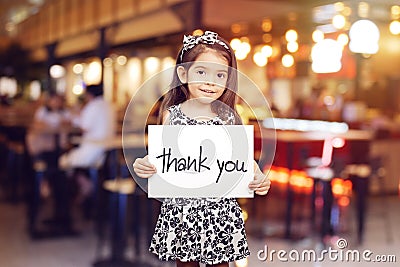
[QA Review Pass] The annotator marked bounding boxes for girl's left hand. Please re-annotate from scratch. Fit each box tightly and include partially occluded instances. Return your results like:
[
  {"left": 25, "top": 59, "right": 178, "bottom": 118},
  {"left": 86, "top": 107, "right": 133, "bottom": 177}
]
[{"left": 248, "top": 162, "right": 271, "bottom": 195}]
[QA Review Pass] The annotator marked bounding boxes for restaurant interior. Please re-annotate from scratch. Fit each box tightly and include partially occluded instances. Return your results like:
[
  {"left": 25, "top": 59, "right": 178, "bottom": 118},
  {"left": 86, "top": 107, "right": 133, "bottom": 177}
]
[{"left": 0, "top": 0, "right": 399, "bottom": 266}]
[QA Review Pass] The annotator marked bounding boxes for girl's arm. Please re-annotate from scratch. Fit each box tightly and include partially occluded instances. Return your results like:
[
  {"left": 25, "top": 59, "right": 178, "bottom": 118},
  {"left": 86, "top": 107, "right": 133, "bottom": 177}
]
[
  {"left": 133, "top": 110, "right": 171, "bottom": 178},
  {"left": 248, "top": 161, "right": 271, "bottom": 195}
]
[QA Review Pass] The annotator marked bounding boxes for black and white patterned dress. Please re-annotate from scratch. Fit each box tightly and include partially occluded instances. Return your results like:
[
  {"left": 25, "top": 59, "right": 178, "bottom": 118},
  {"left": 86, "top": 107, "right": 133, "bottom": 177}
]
[{"left": 149, "top": 104, "right": 250, "bottom": 264}]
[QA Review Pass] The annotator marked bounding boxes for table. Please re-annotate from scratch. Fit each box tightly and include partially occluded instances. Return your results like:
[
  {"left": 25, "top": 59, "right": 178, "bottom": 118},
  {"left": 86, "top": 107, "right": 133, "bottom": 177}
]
[
  {"left": 261, "top": 128, "right": 374, "bottom": 240},
  {"left": 70, "top": 134, "right": 146, "bottom": 178}
]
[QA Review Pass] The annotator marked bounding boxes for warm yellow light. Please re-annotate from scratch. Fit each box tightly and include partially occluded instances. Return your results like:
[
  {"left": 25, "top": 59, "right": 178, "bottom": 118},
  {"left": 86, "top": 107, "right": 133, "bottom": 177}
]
[
  {"left": 162, "top": 57, "right": 175, "bottom": 70},
  {"left": 282, "top": 54, "right": 294, "bottom": 68},
  {"left": 349, "top": 19, "right": 380, "bottom": 54},
  {"left": 230, "top": 38, "right": 241, "bottom": 50},
  {"left": 117, "top": 55, "right": 127, "bottom": 65},
  {"left": 312, "top": 29, "right": 324, "bottom": 43},
  {"left": 72, "top": 84, "right": 84, "bottom": 95},
  {"left": 144, "top": 57, "right": 160, "bottom": 74},
  {"left": 262, "top": 33, "right": 272, "bottom": 43},
  {"left": 72, "top": 63, "right": 83, "bottom": 74},
  {"left": 192, "top": 29, "right": 204, "bottom": 36},
  {"left": 311, "top": 39, "right": 342, "bottom": 73},
  {"left": 334, "top": 2, "right": 345, "bottom": 12},
  {"left": 0, "top": 77, "right": 17, "bottom": 97},
  {"left": 391, "top": 5, "right": 400, "bottom": 19},
  {"left": 343, "top": 6, "right": 352, "bottom": 16},
  {"left": 390, "top": 20, "right": 400, "bottom": 35},
  {"left": 285, "top": 29, "right": 298, "bottom": 42},
  {"left": 103, "top": 58, "right": 113, "bottom": 67},
  {"left": 231, "top": 24, "right": 241, "bottom": 34},
  {"left": 29, "top": 80, "right": 41, "bottom": 100},
  {"left": 332, "top": 14, "right": 346, "bottom": 29},
  {"left": 50, "top": 65, "right": 65, "bottom": 79},
  {"left": 358, "top": 2, "right": 369, "bottom": 18},
  {"left": 262, "top": 18, "right": 272, "bottom": 32},
  {"left": 127, "top": 57, "right": 142, "bottom": 95},
  {"left": 240, "top": 41, "right": 251, "bottom": 54},
  {"left": 240, "top": 36, "right": 250, "bottom": 43},
  {"left": 261, "top": 45, "right": 273, "bottom": 57},
  {"left": 324, "top": 95, "right": 335, "bottom": 106},
  {"left": 253, "top": 52, "right": 268, "bottom": 67},
  {"left": 337, "top": 33, "right": 349, "bottom": 47},
  {"left": 235, "top": 258, "right": 248, "bottom": 267},
  {"left": 128, "top": 58, "right": 142, "bottom": 81},
  {"left": 235, "top": 50, "right": 248, "bottom": 60},
  {"left": 233, "top": 38, "right": 251, "bottom": 60},
  {"left": 242, "top": 210, "right": 248, "bottom": 222},
  {"left": 84, "top": 61, "right": 102, "bottom": 85},
  {"left": 287, "top": 41, "right": 298, "bottom": 53},
  {"left": 5, "top": 22, "right": 15, "bottom": 32}
]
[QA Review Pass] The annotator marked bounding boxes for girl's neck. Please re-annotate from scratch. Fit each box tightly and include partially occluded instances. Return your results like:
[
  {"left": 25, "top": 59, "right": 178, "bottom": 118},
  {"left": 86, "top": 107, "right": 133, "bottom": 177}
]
[{"left": 180, "top": 99, "right": 216, "bottom": 121}]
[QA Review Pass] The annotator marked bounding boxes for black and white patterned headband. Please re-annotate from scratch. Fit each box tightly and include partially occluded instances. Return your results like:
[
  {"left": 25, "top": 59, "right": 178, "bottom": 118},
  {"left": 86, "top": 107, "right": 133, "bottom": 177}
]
[{"left": 180, "top": 31, "right": 230, "bottom": 60}]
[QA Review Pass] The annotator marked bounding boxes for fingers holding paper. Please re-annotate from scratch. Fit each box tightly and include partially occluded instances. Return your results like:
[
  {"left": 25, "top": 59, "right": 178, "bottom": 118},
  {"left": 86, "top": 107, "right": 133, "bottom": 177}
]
[
  {"left": 248, "top": 162, "right": 271, "bottom": 195},
  {"left": 133, "top": 155, "right": 157, "bottom": 178}
]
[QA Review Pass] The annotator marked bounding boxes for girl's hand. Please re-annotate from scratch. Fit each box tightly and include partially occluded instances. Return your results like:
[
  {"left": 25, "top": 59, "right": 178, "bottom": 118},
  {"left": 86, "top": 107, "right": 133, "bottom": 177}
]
[
  {"left": 133, "top": 155, "right": 157, "bottom": 178},
  {"left": 248, "top": 162, "right": 271, "bottom": 195}
]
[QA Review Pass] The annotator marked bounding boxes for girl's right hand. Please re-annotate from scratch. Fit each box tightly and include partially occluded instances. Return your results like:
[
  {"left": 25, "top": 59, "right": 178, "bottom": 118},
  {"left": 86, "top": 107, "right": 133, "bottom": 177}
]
[{"left": 133, "top": 155, "right": 157, "bottom": 178}]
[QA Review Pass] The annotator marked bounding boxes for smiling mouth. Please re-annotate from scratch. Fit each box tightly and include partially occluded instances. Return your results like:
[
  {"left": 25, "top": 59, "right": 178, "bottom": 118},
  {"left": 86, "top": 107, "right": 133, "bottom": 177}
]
[{"left": 199, "top": 89, "right": 215, "bottom": 94}]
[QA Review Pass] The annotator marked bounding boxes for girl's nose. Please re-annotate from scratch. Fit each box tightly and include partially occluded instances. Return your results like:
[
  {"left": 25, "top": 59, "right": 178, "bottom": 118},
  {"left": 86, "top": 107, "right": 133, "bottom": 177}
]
[{"left": 204, "top": 80, "right": 215, "bottom": 86}]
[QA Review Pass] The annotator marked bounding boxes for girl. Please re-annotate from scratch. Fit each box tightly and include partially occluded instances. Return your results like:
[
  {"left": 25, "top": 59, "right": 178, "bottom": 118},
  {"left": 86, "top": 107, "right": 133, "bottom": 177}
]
[{"left": 133, "top": 31, "right": 270, "bottom": 267}]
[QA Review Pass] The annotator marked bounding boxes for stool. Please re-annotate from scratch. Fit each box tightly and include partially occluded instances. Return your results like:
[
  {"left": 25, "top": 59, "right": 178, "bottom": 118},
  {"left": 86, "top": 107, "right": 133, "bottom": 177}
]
[
  {"left": 0, "top": 132, "right": 7, "bottom": 174},
  {"left": 28, "top": 160, "right": 47, "bottom": 235},
  {"left": 84, "top": 165, "right": 103, "bottom": 220},
  {"left": 93, "top": 178, "right": 153, "bottom": 267},
  {"left": 5, "top": 141, "right": 25, "bottom": 202},
  {"left": 306, "top": 157, "right": 335, "bottom": 239},
  {"left": 342, "top": 163, "right": 371, "bottom": 244},
  {"left": 72, "top": 154, "right": 107, "bottom": 221}
]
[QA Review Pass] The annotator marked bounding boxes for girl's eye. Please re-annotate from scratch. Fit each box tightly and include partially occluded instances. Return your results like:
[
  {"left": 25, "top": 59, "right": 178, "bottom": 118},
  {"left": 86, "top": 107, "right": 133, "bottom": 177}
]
[
  {"left": 196, "top": 70, "right": 206, "bottom": 76},
  {"left": 217, "top": 73, "right": 226, "bottom": 79}
]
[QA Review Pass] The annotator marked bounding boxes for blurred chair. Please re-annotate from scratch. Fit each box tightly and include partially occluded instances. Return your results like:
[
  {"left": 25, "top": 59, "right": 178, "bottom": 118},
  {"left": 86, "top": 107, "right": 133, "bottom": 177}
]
[
  {"left": 305, "top": 157, "right": 335, "bottom": 240},
  {"left": 342, "top": 155, "right": 392, "bottom": 244},
  {"left": 4, "top": 125, "right": 27, "bottom": 203}
]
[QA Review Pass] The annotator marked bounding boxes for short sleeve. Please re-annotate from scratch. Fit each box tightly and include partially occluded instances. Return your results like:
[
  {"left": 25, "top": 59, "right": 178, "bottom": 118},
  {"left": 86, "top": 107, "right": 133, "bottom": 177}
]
[{"left": 34, "top": 107, "right": 47, "bottom": 121}]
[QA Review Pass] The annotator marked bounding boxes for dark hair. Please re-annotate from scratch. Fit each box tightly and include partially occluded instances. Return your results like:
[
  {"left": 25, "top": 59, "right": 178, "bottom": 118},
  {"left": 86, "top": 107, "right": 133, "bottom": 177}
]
[
  {"left": 45, "top": 91, "right": 64, "bottom": 112},
  {"left": 158, "top": 33, "right": 241, "bottom": 124},
  {"left": 86, "top": 84, "right": 103, "bottom": 97}
]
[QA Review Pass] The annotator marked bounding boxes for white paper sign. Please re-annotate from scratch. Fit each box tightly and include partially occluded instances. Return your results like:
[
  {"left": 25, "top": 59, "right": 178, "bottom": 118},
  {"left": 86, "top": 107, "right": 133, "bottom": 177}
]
[{"left": 147, "top": 125, "right": 254, "bottom": 198}]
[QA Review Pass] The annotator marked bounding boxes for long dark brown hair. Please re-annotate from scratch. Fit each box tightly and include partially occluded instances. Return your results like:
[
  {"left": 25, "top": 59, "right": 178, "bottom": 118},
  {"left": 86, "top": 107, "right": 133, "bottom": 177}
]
[{"left": 158, "top": 33, "right": 241, "bottom": 124}]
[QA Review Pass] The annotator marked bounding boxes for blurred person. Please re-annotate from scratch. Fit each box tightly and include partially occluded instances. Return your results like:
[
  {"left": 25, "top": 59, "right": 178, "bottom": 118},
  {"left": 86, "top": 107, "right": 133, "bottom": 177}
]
[
  {"left": 59, "top": 84, "right": 116, "bottom": 168},
  {"left": 59, "top": 84, "right": 116, "bottom": 202},
  {"left": 26, "top": 92, "right": 71, "bottom": 162},
  {"left": 0, "top": 93, "right": 11, "bottom": 106},
  {"left": 25, "top": 92, "right": 73, "bottom": 235}
]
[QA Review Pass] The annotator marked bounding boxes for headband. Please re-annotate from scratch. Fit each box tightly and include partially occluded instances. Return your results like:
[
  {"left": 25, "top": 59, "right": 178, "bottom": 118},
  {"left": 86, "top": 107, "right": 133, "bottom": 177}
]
[{"left": 180, "top": 31, "right": 230, "bottom": 60}]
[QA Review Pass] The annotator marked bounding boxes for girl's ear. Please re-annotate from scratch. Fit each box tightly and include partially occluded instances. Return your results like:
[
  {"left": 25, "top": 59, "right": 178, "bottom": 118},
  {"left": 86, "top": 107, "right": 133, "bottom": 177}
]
[{"left": 176, "top": 66, "right": 187, "bottom": 83}]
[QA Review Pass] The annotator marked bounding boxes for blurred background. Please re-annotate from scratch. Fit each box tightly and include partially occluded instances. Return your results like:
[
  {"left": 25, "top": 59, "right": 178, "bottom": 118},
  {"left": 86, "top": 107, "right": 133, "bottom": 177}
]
[{"left": 0, "top": 0, "right": 399, "bottom": 266}]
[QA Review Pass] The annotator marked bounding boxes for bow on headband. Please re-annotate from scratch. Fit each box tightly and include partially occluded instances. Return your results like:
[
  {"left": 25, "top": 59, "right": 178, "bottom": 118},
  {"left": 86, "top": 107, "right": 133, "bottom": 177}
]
[{"left": 180, "top": 31, "right": 230, "bottom": 60}]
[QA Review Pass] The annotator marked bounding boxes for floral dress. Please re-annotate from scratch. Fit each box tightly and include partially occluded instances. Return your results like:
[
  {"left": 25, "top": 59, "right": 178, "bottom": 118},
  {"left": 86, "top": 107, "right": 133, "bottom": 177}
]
[{"left": 149, "top": 104, "right": 250, "bottom": 264}]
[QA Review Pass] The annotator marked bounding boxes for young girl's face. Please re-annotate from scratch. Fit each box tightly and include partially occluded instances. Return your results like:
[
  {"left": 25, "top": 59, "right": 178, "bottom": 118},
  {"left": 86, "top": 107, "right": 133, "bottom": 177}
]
[{"left": 178, "top": 49, "right": 229, "bottom": 103}]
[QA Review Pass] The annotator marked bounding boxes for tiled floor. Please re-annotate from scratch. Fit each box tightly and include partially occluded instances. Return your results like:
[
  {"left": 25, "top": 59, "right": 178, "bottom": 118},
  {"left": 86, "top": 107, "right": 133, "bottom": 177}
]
[{"left": 0, "top": 195, "right": 398, "bottom": 267}]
